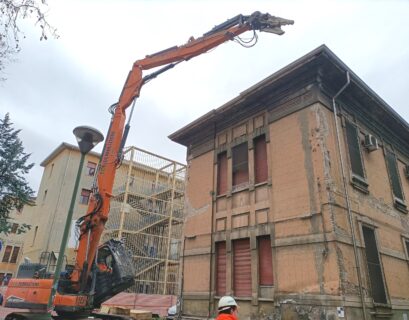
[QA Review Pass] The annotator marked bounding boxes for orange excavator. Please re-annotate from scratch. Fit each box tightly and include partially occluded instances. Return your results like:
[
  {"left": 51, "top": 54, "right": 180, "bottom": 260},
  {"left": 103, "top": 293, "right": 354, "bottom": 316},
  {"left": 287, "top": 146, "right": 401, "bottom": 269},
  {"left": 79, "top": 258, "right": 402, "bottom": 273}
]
[{"left": 4, "top": 11, "right": 293, "bottom": 320}]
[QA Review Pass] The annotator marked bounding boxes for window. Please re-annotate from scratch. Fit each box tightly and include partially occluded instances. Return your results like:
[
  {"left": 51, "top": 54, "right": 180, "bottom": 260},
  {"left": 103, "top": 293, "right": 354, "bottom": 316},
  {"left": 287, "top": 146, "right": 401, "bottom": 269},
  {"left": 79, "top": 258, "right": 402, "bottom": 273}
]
[
  {"left": 345, "top": 120, "right": 368, "bottom": 191},
  {"left": 258, "top": 236, "right": 273, "bottom": 285},
  {"left": 79, "top": 189, "right": 91, "bottom": 205},
  {"left": 385, "top": 150, "right": 407, "bottom": 211},
  {"left": 2, "top": 245, "right": 12, "bottom": 262},
  {"left": 0, "top": 273, "right": 12, "bottom": 285},
  {"left": 216, "top": 242, "right": 227, "bottom": 296},
  {"left": 10, "top": 246, "right": 20, "bottom": 263},
  {"left": 362, "top": 226, "right": 387, "bottom": 304},
  {"left": 233, "top": 238, "right": 251, "bottom": 297},
  {"left": 86, "top": 161, "right": 97, "bottom": 176},
  {"left": 217, "top": 152, "right": 228, "bottom": 195},
  {"left": 32, "top": 226, "right": 39, "bottom": 246},
  {"left": 232, "top": 142, "right": 249, "bottom": 188},
  {"left": 405, "top": 239, "right": 409, "bottom": 260},
  {"left": 10, "top": 223, "right": 19, "bottom": 234},
  {"left": 254, "top": 135, "right": 268, "bottom": 184}
]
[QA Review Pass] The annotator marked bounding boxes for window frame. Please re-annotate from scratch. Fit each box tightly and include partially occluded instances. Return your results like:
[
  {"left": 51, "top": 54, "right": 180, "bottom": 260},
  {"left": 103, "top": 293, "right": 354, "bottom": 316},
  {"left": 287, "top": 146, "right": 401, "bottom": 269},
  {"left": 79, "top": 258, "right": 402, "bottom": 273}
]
[
  {"left": 215, "top": 241, "right": 227, "bottom": 296},
  {"left": 232, "top": 238, "right": 252, "bottom": 297},
  {"left": 344, "top": 119, "right": 369, "bottom": 193},
  {"left": 384, "top": 148, "right": 407, "bottom": 213},
  {"left": 232, "top": 142, "right": 249, "bottom": 190},
  {"left": 254, "top": 134, "right": 268, "bottom": 185},
  {"left": 2, "top": 245, "right": 12, "bottom": 263},
  {"left": 79, "top": 188, "right": 92, "bottom": 205},
  {"left": 86, "top": 161, "right": 97, "bottom": 176},
  {"left": 216, "top": 151, "right": 228, "bottom": 196},
  {"left": 258, "top": 236, "right": 273, "bottom": 286},
  {"left": 360, "top": 224, "right": 389, "bottom": 306},
  {"left": 9, "top": 246, "right": 20, "bottom": 263}
]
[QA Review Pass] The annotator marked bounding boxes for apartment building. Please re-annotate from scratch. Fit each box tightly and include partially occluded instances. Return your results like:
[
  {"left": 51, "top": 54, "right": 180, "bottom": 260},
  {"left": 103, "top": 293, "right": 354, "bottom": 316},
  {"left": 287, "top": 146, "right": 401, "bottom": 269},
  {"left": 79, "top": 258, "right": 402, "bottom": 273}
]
[
  {"left": 170, "top": 45, "right": 409, "bottom": 319},
  {"left": 0, "top": 204, "right": 35, "bottom": 283},
  {"left": 22, "top": 143, "right": 101, "bottom": 265}
]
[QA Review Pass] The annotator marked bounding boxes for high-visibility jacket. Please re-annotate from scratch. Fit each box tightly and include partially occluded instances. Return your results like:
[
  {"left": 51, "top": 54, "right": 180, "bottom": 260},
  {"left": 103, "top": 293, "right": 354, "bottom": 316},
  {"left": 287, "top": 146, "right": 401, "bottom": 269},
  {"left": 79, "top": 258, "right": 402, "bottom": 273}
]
[{"left": 216, "top": 313, "right": 238, "bottom": 320}]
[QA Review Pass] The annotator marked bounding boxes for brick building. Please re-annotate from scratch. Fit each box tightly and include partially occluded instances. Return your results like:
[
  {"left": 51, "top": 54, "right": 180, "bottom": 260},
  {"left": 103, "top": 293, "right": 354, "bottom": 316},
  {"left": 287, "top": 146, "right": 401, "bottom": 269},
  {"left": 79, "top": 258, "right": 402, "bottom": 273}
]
[{"left": 170, "top": 45, "right": 409, "bottom": 319}]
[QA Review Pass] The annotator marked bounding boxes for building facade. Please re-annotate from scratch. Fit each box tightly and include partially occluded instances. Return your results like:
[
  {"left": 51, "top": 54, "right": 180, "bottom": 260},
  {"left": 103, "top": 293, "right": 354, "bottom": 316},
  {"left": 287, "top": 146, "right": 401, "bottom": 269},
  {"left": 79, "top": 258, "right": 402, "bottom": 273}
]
[
  {"left": 0, "top": 204, "right": 35, "bottom": 284},
  {"left": 170, "top": 45, "right": 409, "bottom": 319},
  {"left": 22, "top": 143, "right": 100, "bottom": 265}
]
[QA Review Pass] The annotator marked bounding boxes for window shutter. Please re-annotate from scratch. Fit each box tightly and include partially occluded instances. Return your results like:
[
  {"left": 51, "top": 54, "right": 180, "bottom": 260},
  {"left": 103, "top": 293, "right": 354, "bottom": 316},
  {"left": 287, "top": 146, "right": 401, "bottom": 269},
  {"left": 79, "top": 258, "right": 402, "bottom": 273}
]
[
  {"left": 254, "top": 135, "right": 268, "bottom": 184},
  {"left": 362, "top": 226, "right": 387, "bottom": 304},
  {"left": 216, "top": 242, "right": 227, "bottom": 296},
  {"left": 345, "top": 121, "right": 365, "bottom": 178},
  {"left": 2, "top": 245, "right": 12, "bottom": 263},
  {"left": 258, "top": 236, "right": 273, "bottom": 285},
  {"left": 385, "top": 150, "right": 404, "bottom": 200},
  {"left": 233, "top": 238, "right": 252, "bottom": 296},
  {"left": 217, "top": 152, "right": 228, "bottom": 195},
  {"left": 10, "top": 246, "right": 20, "bottom": 263}
]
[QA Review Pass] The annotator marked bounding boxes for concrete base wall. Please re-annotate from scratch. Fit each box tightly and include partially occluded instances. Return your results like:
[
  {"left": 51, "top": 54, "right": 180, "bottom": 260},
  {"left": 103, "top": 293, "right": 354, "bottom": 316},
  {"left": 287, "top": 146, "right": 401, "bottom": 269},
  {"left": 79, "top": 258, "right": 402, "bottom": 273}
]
[{"left": 182, "top": 296, "right": 409, "bottom": 320}]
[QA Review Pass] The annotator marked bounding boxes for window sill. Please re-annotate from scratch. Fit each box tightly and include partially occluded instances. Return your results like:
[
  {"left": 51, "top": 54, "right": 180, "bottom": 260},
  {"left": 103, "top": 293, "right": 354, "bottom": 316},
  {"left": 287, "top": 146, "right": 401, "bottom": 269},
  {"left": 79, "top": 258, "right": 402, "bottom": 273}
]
[
  {"left": 351, "top": 175, "right": 369, "bottom": 194},
  {"left": 254, "top": 181, "right": 268, "bottom": 188},
  {"left": 232, "top": 183, "right": 250, "bottom": 193},
  {"left": 394, "top": 198, "right": 408, "bottom": 214}
]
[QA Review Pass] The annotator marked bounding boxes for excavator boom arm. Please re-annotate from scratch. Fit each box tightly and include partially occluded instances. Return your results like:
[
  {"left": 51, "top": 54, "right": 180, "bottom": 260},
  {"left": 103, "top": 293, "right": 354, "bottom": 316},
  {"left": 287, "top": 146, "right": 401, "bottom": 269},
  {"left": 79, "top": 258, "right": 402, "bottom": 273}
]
[{"left": 73, "top": 11, "right": 292, "bottom": 290}]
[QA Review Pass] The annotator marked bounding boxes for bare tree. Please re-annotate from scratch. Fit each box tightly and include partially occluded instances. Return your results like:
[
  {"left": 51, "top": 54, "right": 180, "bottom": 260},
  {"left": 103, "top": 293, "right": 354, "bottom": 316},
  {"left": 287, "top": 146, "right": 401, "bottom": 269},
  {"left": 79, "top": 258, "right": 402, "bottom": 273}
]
[{"left": 0, "top": 0, "right": 58, "bottom": 80}]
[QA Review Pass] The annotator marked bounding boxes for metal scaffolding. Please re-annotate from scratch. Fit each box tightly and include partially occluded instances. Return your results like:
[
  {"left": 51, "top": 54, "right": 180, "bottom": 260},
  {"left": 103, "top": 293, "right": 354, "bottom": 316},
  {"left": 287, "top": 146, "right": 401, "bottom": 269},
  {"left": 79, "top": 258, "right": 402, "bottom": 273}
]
[{"left": 102, "top": 146, "right": 186, "bottom": 295}]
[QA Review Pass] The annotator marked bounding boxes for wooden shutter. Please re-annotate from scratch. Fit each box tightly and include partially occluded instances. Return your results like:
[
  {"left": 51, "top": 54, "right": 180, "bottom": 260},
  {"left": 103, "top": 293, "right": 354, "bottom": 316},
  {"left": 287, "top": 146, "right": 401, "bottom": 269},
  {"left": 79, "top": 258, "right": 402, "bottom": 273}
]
[
  {"left": 362, "top": 226, "right": 387, "bottom": 304},
  {"left": 345, "top": 121, "right": 365, "bottom": 178},
  {"left": 2, "top": 245, "right": 12, "bottom": 262},
  {"left": 10, "top": 246, "right": 20, "bottom": 263},
  {"left": 254, "top": 135, "right": 268, "bottom": 184},
  {"left": 385, "top": 150, "right": 404, "bottom": 200},
  {"left": 217, "top": 152, "right": 228, "bottom": 195},
  {"left": 233, "top": 239, "right": 251, "bottom": 296},
  {"left": 216, "top": 242, "right": 227, "bottom": 296},
  {"left": 232, "top": 143, "right": 249, "bottom": 187},
  {"left": 258, "top": 236, "right": 273, "bottom": 285}
]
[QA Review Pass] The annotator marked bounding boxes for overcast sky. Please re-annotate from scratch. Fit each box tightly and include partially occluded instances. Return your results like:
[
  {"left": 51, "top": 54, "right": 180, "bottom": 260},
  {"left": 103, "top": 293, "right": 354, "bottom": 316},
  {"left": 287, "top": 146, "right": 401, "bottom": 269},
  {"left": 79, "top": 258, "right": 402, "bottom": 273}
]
[{"left": 1, "top": 0, "right": 408, "bottom": 193}]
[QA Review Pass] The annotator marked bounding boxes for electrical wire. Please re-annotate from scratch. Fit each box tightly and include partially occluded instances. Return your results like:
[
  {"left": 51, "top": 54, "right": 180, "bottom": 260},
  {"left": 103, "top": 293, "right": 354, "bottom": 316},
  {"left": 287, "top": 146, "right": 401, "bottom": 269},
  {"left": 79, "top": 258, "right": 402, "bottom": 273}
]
[{"left": 233, "top": 30, "right": 258, "bottom": 48}]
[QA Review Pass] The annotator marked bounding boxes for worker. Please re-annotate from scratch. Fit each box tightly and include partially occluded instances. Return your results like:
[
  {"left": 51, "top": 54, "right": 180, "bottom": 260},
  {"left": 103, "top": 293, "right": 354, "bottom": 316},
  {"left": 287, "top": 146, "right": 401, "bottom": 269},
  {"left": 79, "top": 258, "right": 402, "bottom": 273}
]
[{"left": 216, "top": 296, "right": 239, "bottom": 320}]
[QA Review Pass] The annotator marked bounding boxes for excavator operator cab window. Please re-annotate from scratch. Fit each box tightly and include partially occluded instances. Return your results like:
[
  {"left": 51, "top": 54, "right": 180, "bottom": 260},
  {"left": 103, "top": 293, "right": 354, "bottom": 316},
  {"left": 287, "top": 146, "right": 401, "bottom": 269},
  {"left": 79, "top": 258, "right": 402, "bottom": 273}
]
[{"left": 97, "top": 246, "right": 115, "bottom": 273}]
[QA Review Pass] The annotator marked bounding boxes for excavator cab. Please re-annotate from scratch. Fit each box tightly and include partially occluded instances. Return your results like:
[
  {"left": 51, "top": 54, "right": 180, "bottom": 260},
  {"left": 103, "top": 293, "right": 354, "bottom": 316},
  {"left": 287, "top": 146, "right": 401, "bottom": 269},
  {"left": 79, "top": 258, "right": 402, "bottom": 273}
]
[{"left": 4, "top": 239, "right": 134, "bottom": 314}]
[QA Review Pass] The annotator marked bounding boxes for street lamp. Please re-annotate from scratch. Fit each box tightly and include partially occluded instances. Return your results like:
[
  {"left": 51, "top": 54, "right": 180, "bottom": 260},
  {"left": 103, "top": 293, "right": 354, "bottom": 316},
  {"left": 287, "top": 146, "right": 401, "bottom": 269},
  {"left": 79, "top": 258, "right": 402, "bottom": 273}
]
[{"left": 46, "top": 125, "right": 104, "bottom": 317}]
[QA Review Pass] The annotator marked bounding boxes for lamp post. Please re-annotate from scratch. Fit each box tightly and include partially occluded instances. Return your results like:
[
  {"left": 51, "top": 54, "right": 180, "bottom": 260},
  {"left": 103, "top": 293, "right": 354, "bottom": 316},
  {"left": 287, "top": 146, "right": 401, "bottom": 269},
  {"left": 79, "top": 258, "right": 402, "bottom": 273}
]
[{"left": 46, "top": 126, "right": 104, "bottom": 316}]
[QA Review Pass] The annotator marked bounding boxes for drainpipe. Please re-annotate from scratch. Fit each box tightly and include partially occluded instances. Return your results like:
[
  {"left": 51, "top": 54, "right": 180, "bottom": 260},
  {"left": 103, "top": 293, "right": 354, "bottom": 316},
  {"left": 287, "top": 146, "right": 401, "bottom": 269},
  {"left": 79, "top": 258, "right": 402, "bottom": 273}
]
[
  {"left": 208, "top": 119, "right": 217, "bottom": 319},
  {"left": 332, "top": 71, "right": 368, "bottom": 320}
]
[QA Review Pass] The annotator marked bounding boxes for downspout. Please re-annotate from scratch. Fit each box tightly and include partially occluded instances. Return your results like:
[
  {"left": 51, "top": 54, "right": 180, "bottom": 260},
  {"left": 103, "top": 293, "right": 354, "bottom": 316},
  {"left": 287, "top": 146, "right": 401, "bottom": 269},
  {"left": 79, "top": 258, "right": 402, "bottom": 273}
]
[
  {"left": 332, "top": 71, "right": 368, "bottom": 320},
  {"left": 208, "top": 119, "right": 217, "bottom": 319}
]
